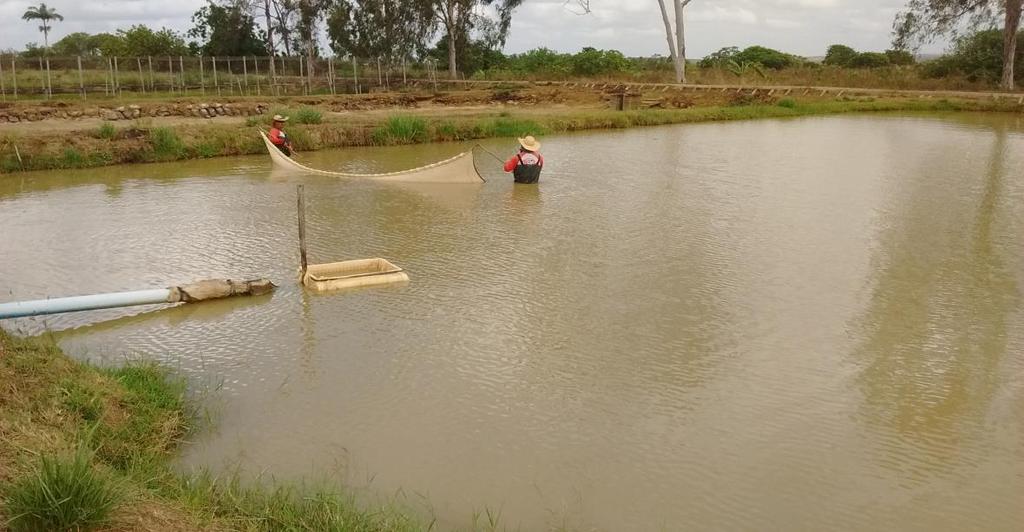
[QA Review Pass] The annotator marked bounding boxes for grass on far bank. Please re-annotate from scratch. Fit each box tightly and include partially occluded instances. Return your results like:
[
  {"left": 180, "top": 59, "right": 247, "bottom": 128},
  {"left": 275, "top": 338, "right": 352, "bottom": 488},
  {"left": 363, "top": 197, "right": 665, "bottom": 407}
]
[
  {"left": 0, "top": 330, "right": 422, "bottom": 531},
  {"left": 1, "top": 95, "right": 1021, "bottom": 174}
]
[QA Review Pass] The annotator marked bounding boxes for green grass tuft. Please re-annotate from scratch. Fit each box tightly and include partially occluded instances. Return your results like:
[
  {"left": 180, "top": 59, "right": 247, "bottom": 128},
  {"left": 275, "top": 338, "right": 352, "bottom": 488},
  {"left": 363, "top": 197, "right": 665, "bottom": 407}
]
[
  {"left": 292, "top": 107, "right": 323, "bottom": 125},
  {"left": 372, "top": 115, "right": 429, "bottom": 145},
  {"left": 149, "top": 127, "right": 186, "bottom": 160},
  {"left": 97, "top": 123, "right": 116, "bottom": 140},
  {"left": 777, "top": 98, "right": 798, "bottom": 108},
  {"left": 3, "top": 449, "right": 122, "bottom": 532}
]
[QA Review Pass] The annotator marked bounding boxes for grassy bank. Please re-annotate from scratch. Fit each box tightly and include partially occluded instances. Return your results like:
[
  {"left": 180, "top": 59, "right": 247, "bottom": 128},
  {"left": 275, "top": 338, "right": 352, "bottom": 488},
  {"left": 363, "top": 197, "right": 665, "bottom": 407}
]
[
  {"left": 2, "top": 96, "right": 1022, "bottom": 174},
  {"left": 0, "top": 330, "right": 421, "bottom": 531}
]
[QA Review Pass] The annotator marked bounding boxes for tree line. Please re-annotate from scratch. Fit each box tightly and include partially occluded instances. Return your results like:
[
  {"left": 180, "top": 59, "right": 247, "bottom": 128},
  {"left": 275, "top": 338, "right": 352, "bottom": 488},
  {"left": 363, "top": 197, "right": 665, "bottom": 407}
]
[{"left": 12, "top": 0, "right": 1024, "bottom": 89}]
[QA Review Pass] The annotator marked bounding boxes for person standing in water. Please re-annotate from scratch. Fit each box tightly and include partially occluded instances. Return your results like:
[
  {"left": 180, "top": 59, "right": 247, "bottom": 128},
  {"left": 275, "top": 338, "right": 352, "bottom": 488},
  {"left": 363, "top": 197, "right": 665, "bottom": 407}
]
[
  {"left": 268, "top": 114, "right": 293, "bottom": 157},
  {"left": 504, "top": 136, "right": 543, "bottom": 184}
]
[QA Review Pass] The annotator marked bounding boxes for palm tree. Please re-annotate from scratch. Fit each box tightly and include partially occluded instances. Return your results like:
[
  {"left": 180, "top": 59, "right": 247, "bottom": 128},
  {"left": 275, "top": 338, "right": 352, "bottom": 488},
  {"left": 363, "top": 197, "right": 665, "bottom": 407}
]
[{"left": 22, "top": 3, "right": 64, "bottom": 53}]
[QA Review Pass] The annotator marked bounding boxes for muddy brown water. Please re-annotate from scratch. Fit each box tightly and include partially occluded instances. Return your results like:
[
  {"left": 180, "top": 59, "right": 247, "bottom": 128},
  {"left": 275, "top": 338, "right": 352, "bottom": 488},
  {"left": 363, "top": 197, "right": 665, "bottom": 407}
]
[{"left": 2, "top": 113, "right": 1023, "bottom": 531}]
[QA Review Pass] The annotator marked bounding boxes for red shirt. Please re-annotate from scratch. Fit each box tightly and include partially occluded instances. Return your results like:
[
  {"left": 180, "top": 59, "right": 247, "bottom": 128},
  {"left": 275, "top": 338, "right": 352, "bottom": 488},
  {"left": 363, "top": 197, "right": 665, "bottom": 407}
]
[
  {"left": 269, "top": 127, "right": 290, "bottom": 146},
  {"left": 504, "top": 151, "right": 544, "bottom": 172}
]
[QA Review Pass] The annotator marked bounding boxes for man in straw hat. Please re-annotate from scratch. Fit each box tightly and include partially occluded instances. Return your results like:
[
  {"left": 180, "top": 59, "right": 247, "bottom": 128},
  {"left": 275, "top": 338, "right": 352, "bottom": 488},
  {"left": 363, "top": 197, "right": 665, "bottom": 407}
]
[
  {"left": 268, "top": 114, "right": 293, "bottom": 157},
  {"left": 503, "top": 135, "right": 544, "bottom": 184}
]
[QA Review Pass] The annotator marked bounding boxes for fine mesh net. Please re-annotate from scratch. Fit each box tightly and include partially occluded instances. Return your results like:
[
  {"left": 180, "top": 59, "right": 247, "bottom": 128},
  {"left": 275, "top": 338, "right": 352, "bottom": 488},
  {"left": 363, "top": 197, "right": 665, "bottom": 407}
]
[{"left": 260, "top": 131, "right": 485, "bottom": 184}]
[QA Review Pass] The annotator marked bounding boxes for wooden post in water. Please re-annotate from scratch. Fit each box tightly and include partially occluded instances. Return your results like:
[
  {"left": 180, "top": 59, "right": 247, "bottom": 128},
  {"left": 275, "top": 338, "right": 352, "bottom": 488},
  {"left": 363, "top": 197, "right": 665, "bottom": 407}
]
[
  {"left": 297, "top": 184, "right": 308, "bottom": 277},
  {"left": 77, "top": 56, "right": 85, "bottom": 99}
]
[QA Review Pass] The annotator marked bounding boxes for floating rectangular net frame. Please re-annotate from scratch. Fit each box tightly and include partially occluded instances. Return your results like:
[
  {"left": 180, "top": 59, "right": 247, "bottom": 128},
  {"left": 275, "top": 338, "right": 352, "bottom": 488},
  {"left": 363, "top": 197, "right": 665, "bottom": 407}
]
[
  {"left": 302, "top": 258, "right": 409, "bottom": 292},
  {"left": 295, "top": 185, "right": 409, "bottom": 292}
]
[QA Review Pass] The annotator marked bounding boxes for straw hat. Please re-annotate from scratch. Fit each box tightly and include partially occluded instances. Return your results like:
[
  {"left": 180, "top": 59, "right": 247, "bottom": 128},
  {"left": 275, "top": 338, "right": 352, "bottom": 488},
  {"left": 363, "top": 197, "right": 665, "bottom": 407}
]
[
  {"left": 518, "top": 135, "right": 541, "bottom": 152},
  {"left": 272, "top": 114, "right": 289, "bottom": 122}
]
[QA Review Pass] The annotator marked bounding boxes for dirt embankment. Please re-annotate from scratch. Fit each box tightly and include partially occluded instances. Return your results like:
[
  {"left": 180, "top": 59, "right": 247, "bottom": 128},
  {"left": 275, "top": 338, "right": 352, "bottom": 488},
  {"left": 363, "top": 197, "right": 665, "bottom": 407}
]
[{"left": 0, "top": 84, "right": 750, "bottom": 136}]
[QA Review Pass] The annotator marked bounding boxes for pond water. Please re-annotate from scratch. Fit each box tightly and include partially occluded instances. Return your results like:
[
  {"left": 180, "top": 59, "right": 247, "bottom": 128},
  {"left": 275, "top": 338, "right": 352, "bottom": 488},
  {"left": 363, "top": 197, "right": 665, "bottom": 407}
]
[{"left": 2, "top": 113, "right": 1023, "bottom": 531}]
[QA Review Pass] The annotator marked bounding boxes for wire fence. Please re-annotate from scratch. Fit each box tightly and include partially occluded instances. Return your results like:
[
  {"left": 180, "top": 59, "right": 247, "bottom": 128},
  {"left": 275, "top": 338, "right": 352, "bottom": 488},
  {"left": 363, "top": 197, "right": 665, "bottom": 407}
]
[{"left": 0, "top": 55, "right": 448, "bottom": 100}]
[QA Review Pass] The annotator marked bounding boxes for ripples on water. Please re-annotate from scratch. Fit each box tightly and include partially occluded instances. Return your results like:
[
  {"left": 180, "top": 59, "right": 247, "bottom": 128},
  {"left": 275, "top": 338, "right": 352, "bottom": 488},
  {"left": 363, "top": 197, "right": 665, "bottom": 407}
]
[{"left": 1, "top": 114, "right": 1022, "bottom": 531}]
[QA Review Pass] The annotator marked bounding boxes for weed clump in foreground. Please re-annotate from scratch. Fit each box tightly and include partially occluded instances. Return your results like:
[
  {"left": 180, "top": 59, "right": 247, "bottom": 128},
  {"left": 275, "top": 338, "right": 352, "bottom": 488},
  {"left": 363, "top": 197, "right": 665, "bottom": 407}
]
[
  {"left": 3, "top": 449, "right": 121, "bottom": 532},
  {"left": 0, "top": 331, "right": 422, "bottom": 531}
]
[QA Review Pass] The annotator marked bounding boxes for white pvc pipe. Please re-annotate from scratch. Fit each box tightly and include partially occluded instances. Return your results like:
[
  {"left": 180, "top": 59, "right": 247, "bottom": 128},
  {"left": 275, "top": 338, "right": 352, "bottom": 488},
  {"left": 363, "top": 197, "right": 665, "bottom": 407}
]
[{"left": 0, "top": 289, "right": 172, "bottom": 319}]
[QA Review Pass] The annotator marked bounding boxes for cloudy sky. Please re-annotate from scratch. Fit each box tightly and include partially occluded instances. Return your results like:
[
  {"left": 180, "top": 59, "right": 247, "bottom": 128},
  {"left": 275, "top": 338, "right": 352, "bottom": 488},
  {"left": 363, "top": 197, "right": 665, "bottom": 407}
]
[{"left": 0, "top": 0, "right": 945, "bottom": 57}]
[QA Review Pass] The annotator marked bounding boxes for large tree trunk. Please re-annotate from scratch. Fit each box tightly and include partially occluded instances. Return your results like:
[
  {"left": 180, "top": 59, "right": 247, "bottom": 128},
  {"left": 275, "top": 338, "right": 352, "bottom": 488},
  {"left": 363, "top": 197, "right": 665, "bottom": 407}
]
[
  {"left": 676, "top": 0, "right": 692, "bottom": 84},
  {"left": 656, "top": 0, "right": 682, "bottom": 83},
  {"left": 265, "top": 0, "right": 277, "bottom": 79},
  {"left": 1001, "top": 0, "right": 1023, "bottom": 90},
  {"left": 446, "top": 2, "right": 458, "bottom": 79}
]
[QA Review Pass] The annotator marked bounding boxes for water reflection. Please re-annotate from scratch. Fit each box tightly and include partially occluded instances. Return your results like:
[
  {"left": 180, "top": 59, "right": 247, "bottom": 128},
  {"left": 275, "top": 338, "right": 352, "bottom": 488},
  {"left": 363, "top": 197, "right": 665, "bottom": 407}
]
[{"left": 851, "top": 124, "right": 1019, "bottom": 483}]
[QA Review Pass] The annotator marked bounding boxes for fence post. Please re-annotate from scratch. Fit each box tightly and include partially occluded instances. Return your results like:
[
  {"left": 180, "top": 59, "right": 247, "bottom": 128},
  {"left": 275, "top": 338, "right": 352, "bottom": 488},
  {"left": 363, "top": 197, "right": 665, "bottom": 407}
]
[
  {"left": 77, "top": 56, "right": 85, "bottom": 99},
  {"left": 179, "top": 56, "right": 185, "bottom": 95},
  {"left": 402, "top": 57, "right": 407, "bottom": 84},
  {"left": 113, "top": 56, "right": 120, "bottom": 96},
  {"left": 377, "top": 57, "right": 382, "bottom": 87},
  {"left": 213, "top": 56, "right": 220, "bottom": 97},
  {"left": 227, "top": 57, "right": 233, "bottom": 95},
  {"left": 254, "top": 56, "right": 261, "bottom": 96},
  {"left": 37, "top": 57, "right": 45, "bottom": 98},
  {"left": 167, "top": 56, "right": 174, "bottom": 93},
  {"left": 242, "top": 56, "right": 249, "bottom": 94},
  {"left": 0, "top": 55, "right": 6, "bottom": 102},
  {"left": 44, "top": 57, "right": 52, "bottom": 99},
  {"left": 199, "top": 56, "right": 206, "bottom": 96},
  {"left": 147, "top": 56, "right": 154, "bottom": 92},
  {"left": 136, "top": 57, "right": 145, "bottom": 94},
  {"left": 352, "top": 56, "right": 358, "bottom": 94},
  {"left": 328, "top": 56, "right": 335, "bottom": 95},
  {"left": 11, "top": 58, "right": 17, "bottom": 99}
]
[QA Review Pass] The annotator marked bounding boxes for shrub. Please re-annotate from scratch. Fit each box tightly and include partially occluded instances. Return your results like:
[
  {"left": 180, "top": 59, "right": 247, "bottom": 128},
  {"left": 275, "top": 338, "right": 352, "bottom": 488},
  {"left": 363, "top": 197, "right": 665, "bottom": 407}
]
[
  {"left": 824, "top": 44, "right": 858, "bottom": 66},
  {"left": 850, "top": 52, "right": 890, "bottom": 68},
  {"left": 734, "top": 46, "right": 800, "bottom": 69},
  {"left": 885, "top": 49, "right": 916, "bottom": 66},
  {"left": 3, "top": 450, "right": 122, "bottom": 532},
  {"left": 571, "top": 47, "right": 631, "bottom": 76},
  {"left": 699, "top": 46, "right": 740, "bottom": 68}
]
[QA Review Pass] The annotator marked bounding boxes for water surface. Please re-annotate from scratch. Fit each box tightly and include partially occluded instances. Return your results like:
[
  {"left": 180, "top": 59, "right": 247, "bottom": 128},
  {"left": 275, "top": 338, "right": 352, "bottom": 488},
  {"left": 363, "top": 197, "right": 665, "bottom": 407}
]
[{"left": 2, "top": 113, "right": 1023, "bottom": 531}]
